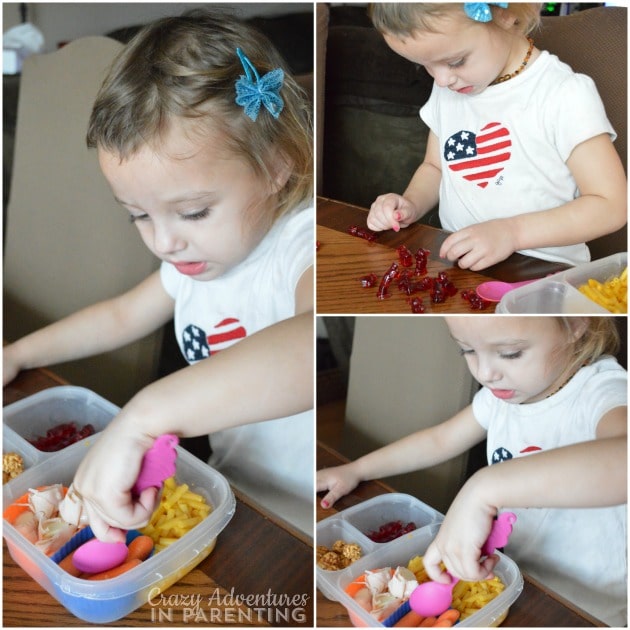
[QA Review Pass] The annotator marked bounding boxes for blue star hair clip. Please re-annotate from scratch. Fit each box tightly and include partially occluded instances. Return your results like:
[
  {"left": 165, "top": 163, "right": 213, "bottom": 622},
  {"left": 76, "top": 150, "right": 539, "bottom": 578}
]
[
  {"left": 235, "top": 47, "right": 284, "bottom": 122},
  {"left": 464, "top": 2, "right": 509, "bottom": 22}
]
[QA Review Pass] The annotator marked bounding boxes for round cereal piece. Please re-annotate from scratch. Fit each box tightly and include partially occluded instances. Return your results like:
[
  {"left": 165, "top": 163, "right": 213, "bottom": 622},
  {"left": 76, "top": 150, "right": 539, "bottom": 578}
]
[
  {"left": 317, "top": 551, "right": 342, "bottom": 570},
  {"left": 342, "top": 543, "right": 362, "bottom": 561},
  {"left": 332, "top": 540, "right": 346, "bottom": 553},
  {"left": 316, "top": 545, "right": 329, "bottom": 560}
]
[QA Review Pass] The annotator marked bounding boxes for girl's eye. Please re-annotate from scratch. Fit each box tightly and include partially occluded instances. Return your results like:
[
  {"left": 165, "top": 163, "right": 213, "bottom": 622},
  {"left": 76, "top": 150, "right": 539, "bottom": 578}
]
[
  {"left": 500, "top": 351, "right": 523, "bottom": 360},
  {"left": 182, "top": 208, "right": 210, "bottom": 221},
  {"left": 129, "top": 213, "right": 149, "bottom": 223},
  {"left": 459, "top": 348, "right": 475, "bottom": 356},
  {"left": 448, "top": 58, "right": 465, "bottom": 69}
]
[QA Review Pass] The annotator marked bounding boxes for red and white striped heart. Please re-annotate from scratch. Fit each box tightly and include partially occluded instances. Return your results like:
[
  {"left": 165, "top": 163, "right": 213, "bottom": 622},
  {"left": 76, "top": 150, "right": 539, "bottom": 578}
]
[{"left": 443, "top": 122, "right": 512, "bottom": 188}]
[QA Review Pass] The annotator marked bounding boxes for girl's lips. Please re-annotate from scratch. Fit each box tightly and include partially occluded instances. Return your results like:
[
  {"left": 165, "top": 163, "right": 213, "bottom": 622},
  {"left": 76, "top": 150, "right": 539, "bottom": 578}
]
[
  {"left": 173, "top": 261, "right": 207, "bottom": 276},
  {"left": 491, "top": 389, "right": 516, "bottom": 400},
  {"left": 457, "top": 86, "right": 474, "bottom": 95}
]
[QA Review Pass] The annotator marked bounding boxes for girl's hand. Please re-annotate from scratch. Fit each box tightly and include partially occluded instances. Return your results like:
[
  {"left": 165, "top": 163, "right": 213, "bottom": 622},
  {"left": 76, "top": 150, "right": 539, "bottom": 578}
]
[
  {"left": 440, "top": 219, "right": 517, "bottom": 271},
  {"left": 316, "top": 464, "right": 361, "bottom": 508},
  {"left": 3, "top": 345, "right": 21, "bottom": 386},
  {"left": 71, "top": 412, "right": 157, "bottom": 542},
  {"left": 423, "top": 480, "right": 498, "bottom": 584},
  {"left": 368, "top": 194, "right": 419, "bottom": 232}
]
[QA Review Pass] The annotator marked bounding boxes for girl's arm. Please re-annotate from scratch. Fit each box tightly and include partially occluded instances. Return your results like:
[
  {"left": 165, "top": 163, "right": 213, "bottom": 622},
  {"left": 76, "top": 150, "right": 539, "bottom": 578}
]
[
  {"left": 423, "top": 405, "right": 627, "bottom": 583},
  {"left": 367, "top": 131, "right": 442, "bottom": 232},
  {"left": 3, "top": 271, "right": 174, "bottom": 385},
  {"left": 72, "top": 266, "right": 314, "bottom": 540},
  {"left": 440, "top": 133, "right": 627, "bottom": 270},
  {"left": 317, "top": 405, "right": 487, "bottom": 508}
]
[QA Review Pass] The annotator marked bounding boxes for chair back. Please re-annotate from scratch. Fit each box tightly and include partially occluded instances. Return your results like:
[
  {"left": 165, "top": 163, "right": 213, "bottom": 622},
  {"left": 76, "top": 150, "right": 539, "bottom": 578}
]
[
  {"left": 535, "top": 7, "right": 627, "bottom": 258},
  {"left": 4, "top": 37, "right": 163, "bottom": 404}
]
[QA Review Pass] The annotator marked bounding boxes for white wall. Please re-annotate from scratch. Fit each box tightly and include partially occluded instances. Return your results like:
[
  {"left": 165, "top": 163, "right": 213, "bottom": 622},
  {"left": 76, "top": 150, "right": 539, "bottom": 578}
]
[
  {"left": 3, "top": 3, "right": 313, "bottom": 53},
  {"left": 342, "top": 317, "right": 478, "bottom": 513}
]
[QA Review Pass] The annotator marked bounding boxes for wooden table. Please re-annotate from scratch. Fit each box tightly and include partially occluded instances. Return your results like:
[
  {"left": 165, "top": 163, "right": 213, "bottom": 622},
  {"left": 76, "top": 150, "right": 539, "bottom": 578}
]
[
  {"left": 316, "top": 442, "right": 604, "bottom": 627},
  {"left": 317, "top": 197, "right": 569, "bottom": 314},
  {"left": 3, "top": 369, "right": 313, "bottom": 627}
]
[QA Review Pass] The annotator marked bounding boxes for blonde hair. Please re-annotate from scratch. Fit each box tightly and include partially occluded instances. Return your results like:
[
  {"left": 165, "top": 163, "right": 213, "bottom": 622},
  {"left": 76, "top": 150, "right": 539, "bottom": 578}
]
[
  {"left": 557, "top": 317, "right": 621, "bottom": 375},
  {"left": 87, "top": 9, "right": 312, "bottom": 221},
  {"left": 368, "top": 3, "right": 541, "bottom": 37}
]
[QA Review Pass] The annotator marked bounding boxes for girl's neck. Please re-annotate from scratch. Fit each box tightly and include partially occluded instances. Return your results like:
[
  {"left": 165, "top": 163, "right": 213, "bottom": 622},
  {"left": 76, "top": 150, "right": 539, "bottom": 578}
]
[{"left": 493, "top": 34, "right": 540, "bottom": 85}]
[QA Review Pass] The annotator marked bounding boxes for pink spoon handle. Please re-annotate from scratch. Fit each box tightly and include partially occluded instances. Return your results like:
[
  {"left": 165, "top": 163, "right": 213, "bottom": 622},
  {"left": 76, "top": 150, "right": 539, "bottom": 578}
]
[
  {"left": 408, "top": 512, "right": 517, "bottom": 618},
  {"left": 131, "top": 434, "right": 179, "bottom": 497},
  {"left": 481, "top": 511, "right": 517, "bottom": 556}
]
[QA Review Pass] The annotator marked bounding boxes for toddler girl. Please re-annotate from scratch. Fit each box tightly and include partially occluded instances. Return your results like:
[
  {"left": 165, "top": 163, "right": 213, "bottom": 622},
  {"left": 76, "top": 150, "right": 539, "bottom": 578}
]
[
  {"left": 317, "top": 317, "right": 626, "bottom": 625},
  {"left": 3, "top": 10, "right": 314, "bottom": 536},
  {"left": 367, "top": 3, "right": 626, "bottom": 270}
]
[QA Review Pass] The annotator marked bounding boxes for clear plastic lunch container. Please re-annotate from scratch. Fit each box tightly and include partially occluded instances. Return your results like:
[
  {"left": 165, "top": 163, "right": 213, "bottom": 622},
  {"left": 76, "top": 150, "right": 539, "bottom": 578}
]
[
  {"left": 495, "top": 252, "right": 627, "bottom": 314},
  {"left": 3, "top": 435, "right": 236, "bottom": 623},
  {"left": 317, "top": 494, "right": 523, "bottom": 627},
  {"left": 3, "top": 386, "right": 119, "bottom": 461}
]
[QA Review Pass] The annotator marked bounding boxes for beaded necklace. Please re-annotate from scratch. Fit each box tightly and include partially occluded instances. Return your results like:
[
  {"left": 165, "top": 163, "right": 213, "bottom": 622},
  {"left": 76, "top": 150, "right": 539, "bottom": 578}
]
[
  {"left": 543, "top": 363, "right": 586, "bottom": 400},
  {"left": 491, "top": 37, "right": 535, "bottom": 85}
]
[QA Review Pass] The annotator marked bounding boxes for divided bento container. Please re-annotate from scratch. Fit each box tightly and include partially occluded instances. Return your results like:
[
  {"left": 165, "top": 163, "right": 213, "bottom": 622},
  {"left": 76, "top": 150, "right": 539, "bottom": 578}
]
[
  {"left": 496, "top": 252, "right": 627, "bottom": 314},
  {"left": 3, "top": 394, "right": 236, "bottom": 623},
  {"left": 317, "top": 494, "right": 523, "bottom": 627},
  {"left": 3, "top": 386, "right": 119, "bottom": 463}
]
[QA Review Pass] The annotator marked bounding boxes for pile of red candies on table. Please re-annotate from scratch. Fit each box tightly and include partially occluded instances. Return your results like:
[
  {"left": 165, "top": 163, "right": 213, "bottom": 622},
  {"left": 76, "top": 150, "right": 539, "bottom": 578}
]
[
  {"left": 366, "top": 520, "right": 417, "bottom": 543},
  {"left": 29, "top": 421, "right": 95, "bottom": 451},
  {"left": 357, "top": 243, "right": 491, "bottom": 312}
]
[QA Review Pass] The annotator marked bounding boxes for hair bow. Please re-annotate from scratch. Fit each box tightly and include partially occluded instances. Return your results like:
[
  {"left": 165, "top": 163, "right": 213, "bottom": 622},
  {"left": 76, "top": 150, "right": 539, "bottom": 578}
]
[
  {"left": 464, "top": 2, "right": 508, "bottom": 22},
  {"left": 235, "top": 47, "right": 284, "bottom": 122}
]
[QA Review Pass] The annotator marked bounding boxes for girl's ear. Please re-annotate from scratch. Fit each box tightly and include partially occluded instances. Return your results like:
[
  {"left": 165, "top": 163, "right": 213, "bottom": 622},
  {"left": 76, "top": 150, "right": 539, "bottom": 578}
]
[
  {"left": 492, "top": 7, "right": 519, "bottom": 31},
  {"left": 566, "top": 317, "right": 589, "bottom": 343},
  {"left": 269, "top": 151, "right": 293, "bottom": 193}
]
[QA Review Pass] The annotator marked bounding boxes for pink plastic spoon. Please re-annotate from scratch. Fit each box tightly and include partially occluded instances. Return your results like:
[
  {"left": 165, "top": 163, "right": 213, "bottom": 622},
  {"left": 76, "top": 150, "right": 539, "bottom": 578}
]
[
  {"left": 475, "top": 279, "right": 539, "bottom": 302},
  {"left": 408, "top": 512, "right": 517, "bottom": 618},
  {"left": 69, "top": 434, "right": 179, "bottom": 574}
]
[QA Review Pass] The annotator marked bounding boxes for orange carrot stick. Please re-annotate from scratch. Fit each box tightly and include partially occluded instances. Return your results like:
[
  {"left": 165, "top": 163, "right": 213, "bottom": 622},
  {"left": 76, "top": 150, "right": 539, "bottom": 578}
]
[
  {"left": 127, "top": 535, "right": 154, "bottom": 561},
  {"left": 344, "top": 574, "right": 367, "bottom": 598},
  {"left": 58, "top": 550, "right": 83, "bottom": 578},
  {"left": 86, "top": 558, "right": 142, "bottom": 580},
  {"left": 393, "top": 610, "right": 425, "bottom": 627},
  {"left": 435, "top": 609, "right": 460, "bottom": 624},
  {"left": 418, "top": 615, "right": 437, "bottom": 626}
]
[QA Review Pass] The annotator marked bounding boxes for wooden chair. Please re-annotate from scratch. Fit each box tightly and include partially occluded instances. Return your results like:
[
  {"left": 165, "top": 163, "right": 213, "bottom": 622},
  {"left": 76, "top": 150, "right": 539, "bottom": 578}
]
[
  {"left": 3, "top": 37, "right": 163, "bottom": 405},
  {"left": 535, "top": 6, "right": 627, "bottom": 259}
]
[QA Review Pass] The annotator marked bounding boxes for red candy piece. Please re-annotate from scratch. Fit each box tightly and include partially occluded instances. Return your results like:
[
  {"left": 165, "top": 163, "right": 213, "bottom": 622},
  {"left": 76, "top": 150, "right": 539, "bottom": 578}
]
[
  {"left": 377, "top": 262, "right": 400, "bottom": 300},
  {"left": 397, "top": 245, "right": 414, "bottom": 267},
  {"left": 30, "top": 421, "right": 95, "bottom": 452},
  {"left": 348, "top": 225, "right": 378, "bottom": 242},
  {"left": 367, "top": 520, "right": 417, "bottom": 542},
  {"left": 359, "top": 273, "right": 378, "bottom": 288}
]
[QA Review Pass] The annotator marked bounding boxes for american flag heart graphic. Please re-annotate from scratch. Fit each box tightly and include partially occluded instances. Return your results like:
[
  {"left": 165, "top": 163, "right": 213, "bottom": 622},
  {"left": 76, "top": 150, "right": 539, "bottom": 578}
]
[
  {"left": 182, "top": 318, "right": 247, "bottom": 362},
  {"left": 444, "top": 122, "right": 512, "bottom": 188}
]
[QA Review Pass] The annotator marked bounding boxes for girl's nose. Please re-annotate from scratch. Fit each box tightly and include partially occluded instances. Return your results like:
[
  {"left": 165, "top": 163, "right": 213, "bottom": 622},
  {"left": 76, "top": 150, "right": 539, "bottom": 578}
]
[
  {"left": 153, "top": 222, "right": 184, "bottom": 255},
  {"left": 433, "top": 67, "right": 456, "bottom": 88},
  {"left": 476, "top": 357, "right": 501, "bottom": 383}
]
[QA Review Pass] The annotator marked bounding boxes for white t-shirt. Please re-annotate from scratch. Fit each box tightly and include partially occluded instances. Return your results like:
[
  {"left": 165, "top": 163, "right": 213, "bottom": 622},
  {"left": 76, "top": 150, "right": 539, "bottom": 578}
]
[
  {"left": 472, "top": 357, "right": 627, "bottom": 626},
  {"left": 160, "top": 203, "right": 314, "bottom": 535},
  {"left": 420, "top": 50, "right": 616, "bottom": 265}
]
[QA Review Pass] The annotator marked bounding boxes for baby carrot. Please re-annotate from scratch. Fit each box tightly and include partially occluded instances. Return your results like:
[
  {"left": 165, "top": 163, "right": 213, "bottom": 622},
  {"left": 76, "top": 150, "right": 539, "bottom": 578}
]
[
  {"left": 344, "top": 574, "right": 367, "bottom": 598},
  {"left": 393, "top": 610, "right": 425, "bottom": 627},
  {"left": 87, "top": 558, "right": 142, "bottom": 580},
  {"left": 418, "top": 615, "right": 437, "bottom": 626},
  {"left": 58, "top": 550, "right": 83, "bottom": 578},
  {"left": 435, "top": 609, "right": 460, "bottom": 624},
  {"left": 3, "top": 491, "right": 32, "bottom": 524},
  {"left": 127, "top": 535, "right": 154, "bottom": 561}
]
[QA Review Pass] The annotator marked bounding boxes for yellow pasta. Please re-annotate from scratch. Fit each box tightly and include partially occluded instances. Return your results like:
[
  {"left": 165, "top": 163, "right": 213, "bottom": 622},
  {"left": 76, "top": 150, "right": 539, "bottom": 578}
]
[
  {"left": 407, "top": 555, "right": 505, "bottom": 621},
  {"left": 140, "top": 476, "right": 212, "bottom": 552},
  {"left": 578, "top": 267, "right": 627, "bottom": 313}
]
